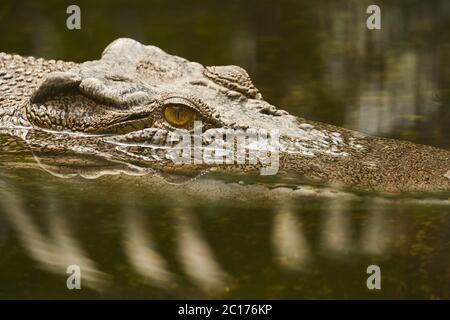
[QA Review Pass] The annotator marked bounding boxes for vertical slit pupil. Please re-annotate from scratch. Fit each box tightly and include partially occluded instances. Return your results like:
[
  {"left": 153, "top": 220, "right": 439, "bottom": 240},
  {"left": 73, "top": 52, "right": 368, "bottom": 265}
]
[{"left": 164, "top": 104, "right": 195, "bottom": 126}]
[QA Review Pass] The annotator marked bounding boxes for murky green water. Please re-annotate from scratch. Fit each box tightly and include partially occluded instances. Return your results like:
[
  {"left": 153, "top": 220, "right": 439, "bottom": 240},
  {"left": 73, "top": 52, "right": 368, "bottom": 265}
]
[{"left": 0, "top": 0, "right": 449, "bottom": 299}]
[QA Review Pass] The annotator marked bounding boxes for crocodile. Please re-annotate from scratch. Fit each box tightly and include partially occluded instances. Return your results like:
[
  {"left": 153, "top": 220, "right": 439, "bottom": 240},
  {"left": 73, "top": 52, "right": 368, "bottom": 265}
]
[{"left": 1, "top": 38, "right": 450, "bottom": 193}]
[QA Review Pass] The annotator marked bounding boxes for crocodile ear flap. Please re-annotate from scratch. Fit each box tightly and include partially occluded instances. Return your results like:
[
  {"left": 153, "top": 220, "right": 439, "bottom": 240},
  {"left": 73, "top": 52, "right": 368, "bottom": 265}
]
[{"left": 30, "top": 72, "right": 82, "bottom": 103}]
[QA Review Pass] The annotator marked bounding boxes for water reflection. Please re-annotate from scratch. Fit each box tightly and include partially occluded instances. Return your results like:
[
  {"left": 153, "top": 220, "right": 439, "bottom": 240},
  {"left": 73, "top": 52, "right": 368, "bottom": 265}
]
[
  {"left": 272, "top": 204, "right": 312, "bottom": 271},
  {"left": 360, "top": 198, "right": 392, "bottom": 256},
  {"left": 320, "top": 197, "right": 353, "bottom": 257},
  {"left": 0, "top": 172, "right": 448, "bottom": 298},
  {"left": 0, "top": 181, "right": 108, "bottom": 291},
  {"left": 123, "top": 206, "right": 175, "bottom": 289},
  {"left": 124, "top": 205, "right": 230, "bottom": 293},
  {"left": 175, "top": 209, "right": 230, "bottom": 293}
]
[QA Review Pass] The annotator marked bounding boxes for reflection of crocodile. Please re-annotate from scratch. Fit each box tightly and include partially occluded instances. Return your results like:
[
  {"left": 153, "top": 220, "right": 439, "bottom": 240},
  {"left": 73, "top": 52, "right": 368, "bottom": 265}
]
[
  {"left": 0, "top": 174, "right": 448, "bottom": 297},
  {"left": 1, "top": 38, "right": 450, "bottom": 193}
]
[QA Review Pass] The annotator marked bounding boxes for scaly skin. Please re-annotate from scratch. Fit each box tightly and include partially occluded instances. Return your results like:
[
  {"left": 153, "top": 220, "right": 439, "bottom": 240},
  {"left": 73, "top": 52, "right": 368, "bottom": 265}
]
[{"left": 1, "top": 38, "right": 449, "bottom": 193}]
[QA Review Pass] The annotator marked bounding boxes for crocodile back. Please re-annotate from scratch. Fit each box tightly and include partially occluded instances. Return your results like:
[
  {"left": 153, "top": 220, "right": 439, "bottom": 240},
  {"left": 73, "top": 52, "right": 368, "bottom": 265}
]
[{"left": 0, "top": 53, "right": 77, "bottom": 128}]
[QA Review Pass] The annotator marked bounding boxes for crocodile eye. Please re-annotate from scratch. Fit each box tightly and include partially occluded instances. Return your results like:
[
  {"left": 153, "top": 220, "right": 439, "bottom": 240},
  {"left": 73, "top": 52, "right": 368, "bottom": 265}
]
[{"left": 163, "top": 104, "right": 195, "bottom": 127}]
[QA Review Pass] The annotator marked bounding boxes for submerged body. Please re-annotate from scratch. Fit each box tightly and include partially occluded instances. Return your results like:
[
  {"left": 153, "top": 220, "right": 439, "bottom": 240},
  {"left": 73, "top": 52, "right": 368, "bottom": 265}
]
[{"left": 0, "top": 38, "right": 449, "bottom": 193}]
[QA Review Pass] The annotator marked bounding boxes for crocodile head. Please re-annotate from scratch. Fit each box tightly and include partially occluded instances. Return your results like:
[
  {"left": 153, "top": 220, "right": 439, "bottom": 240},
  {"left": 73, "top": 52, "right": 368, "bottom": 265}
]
[
  {"left": 24, "top": 38, "right": 362, "bottom": 180},
  {"left": 2, "top": 38, "right": 449, "bottom": 192},
  {"left": 27, "top": 38, "right": 288, "bottom": 134}
]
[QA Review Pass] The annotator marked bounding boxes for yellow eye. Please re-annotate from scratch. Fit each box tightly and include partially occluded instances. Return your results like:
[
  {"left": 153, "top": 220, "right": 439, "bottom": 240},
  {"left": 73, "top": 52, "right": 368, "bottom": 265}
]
[{"left": 163, "top": 104, "right": 195, "bottom": 127}]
